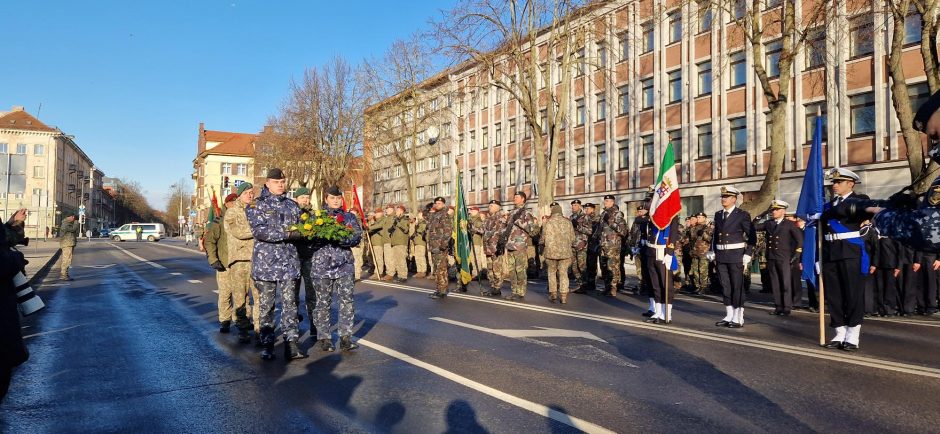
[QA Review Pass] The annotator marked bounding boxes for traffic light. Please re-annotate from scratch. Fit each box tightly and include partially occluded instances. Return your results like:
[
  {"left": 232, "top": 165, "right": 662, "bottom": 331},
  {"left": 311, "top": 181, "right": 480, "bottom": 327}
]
[
  {"left": 223, "top": 176, "right": 230, "bottom": 188},
  {"left": 79, "top": 214, "right": 86, "bottom": 225}
]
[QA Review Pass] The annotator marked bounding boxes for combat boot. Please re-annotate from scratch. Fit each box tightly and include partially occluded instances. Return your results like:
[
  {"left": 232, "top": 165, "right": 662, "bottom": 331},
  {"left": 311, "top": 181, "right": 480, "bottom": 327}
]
[
  {"left": 340, "top": 336, "right": 359, "bottom": 351},
  {"left": 260, "top": 341, "right": 276, "bottom": 361},
  {"left": 560, "top": 293, "right": 568, "bottom": 304},
  {"left": 219, "top": 321, "right": 231, "bottom": 334},
  {"left": 548, "top": 292, "right": 557, "bottom": 303},
  {"left": 285, "top": 340, "right": 308, "bottom": 360},
  {"left": 318, "top": 339, "right": 335, "bottom": 352},
  {"left": 237, "top": 329, "right": 251, "bottom": 344}
]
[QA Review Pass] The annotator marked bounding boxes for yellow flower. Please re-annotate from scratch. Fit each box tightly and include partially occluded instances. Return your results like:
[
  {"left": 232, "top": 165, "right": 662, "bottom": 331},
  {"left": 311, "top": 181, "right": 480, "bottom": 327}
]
[
  {"left": 289, "top": 225, "right": 298, "bottom": 231},
  {"left": 300, "top": 213, "right": 309, "bottom": 221},
  {"left": 303, "top": 223, "right": 313, "bottom": 230},
  {"left": 314, "top": 210, "right": 322, "bottom": 217},
  {"left": 315, "top": 218, "right": 324, "bottom": 226}
]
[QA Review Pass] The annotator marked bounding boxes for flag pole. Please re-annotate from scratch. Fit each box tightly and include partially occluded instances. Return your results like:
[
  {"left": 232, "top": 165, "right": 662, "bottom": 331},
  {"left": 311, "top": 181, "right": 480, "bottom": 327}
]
[{"left": 817, "top": 215, "right": 826, "bottom": 346}]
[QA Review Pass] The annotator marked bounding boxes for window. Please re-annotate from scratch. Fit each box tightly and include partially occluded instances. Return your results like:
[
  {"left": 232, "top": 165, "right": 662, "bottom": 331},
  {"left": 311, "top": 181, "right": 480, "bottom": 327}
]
[
  {"left": 618, "top": 140, "right": 629, "bottom": 169},
  {"left": 495, "top": 88, "right": 502, "bottom": 104},
  {"left": 482, "top": 127, "right": 488, "bottom": 149},
  {"left": 596, "top": 143, "right": 607, "bottom": 173},
  {"left": 698, "top": 124, "right": 713, "bottom": 157},
  {"left": 469, "top": 131, "right": 476, "bottom": 152},
  {"left": 540, "top": 109, "right": 548, "bottom": 134},
  {"left": 618, "top": 85, "right": 629, "bottom": 115},
  {"left": 0, "top": 143, "right": 6, "bottom": 153},
  {"left": 668, "top": 70, "right": 682, "bottom": 103},
  {"left": 619, "top": 32, "right": 629, "bottom": 61},
  {"left": 697, "top": 61, "right": 712, "bottom": 95},
  {"left": 698, "top": 1, "right": 713, "bottom": 33},
  {"left": 33, "top": 166, "right": 44, "bottom": 178},
  {"left": 576, "top": 98, "right": 586, "bottom": 126},
  {"left": 418, "top": 186, "right": 426, "bottom": 200},
  {"left": 443, "top": 182, "right": 451, "bottom": 195},
  {"left": 540, "top": 64, "right": 549, "bottom": 88},
  {"left": 16, "top": 144, "right": 26, "bottom": 154},
  {"left": 765, "top": 40, "right": 782, "bottom": 77},
  {"left": 597, "top": 43, "right": 608, "bottom": 69},
  {"left": 805, "top": 28, "right": 826, "bottom": 68},
  {"left": 804, "top": 102, "right": 828, "bottom": 143},
  {"left": 909, "top": 82, "right": 932, "bottom": 112},
  {"left": 669, "top": 129, "right": 683, "bottom": 162},
  {"left": 523, "top": 159, "right": 532, "bottom": 184},
  {"left": 442, "top": 123, "right": 451, "bottom": 139},
  {"left": 642, "top": 78, "right": 654, "bottom": 110},
  {"left": 482, "top": 88, "right": 489, "bottom": 108},
  {"left": 904, "top": 11, "right": 923, "bottom": 44},
  {"left": 441, "top": 152, "right": 450, "bottom": 167},
  {"left": 730, "top": 51, "right": 746, "bottom": 87},
  {"left": 850, "top": 92, "right": 876, "bottom": 135},
  {"left": 494, "top": 123, "right": 501, "bottom": 146},
  {"left": 577, "top": 47, "right": 587, "bottom": 76},
  {"left": 471, "top": 91, "right": 479, "bottom": 111},
  {"left": 33, "top": 144, "right": 44, "bottom": 155},
  {"left": 642, "top": 22, "right": 654, "bottom": 53},
  {"left": 394, "top": 165, "right": 402, "bottom": 177},
  {"left": 430, "top": 184, "right": 440, "bottom": 197},
  {"left": 482, "top": 168, "right": 489, "bottom": 189},
  {"left": 766, "top": 0, "right": 781, "bottom": 8},
  {"left": 764, "top": 116, "right": 773, "bottom": 150},
  {"left": 458, "top": 134, "right": 464, "bottom": 154},
  {"left": 733, "top": 0, "right": 746, "bottom": 19},
  {"left": 509, "top": 120, "right": 517, "bottom": 142},
  {"left": 236, "top": 163, "right": 247, "bottom": 176},
  {"left": 509, "top": 162, "right": 517, "bottom": 185},
  {"left": 469, "top": 170, "right": 476, "bottom": 190},
  {"left": 642, "top": 135, "right": 654, "bottom": 166},
  {"left": 221, "top": 163, "right": 232, "bottom": 174},
  {"left": 383, "top": 192, "right": 390, "bottom": 204},
  {"left": 669, "top": 11, "right": 682, "bottom": 44},
  {"left": 730, "top": 117, "right": 747, "bottom": 153},
  {"left": 32, "top": 188, "right": 42, "bottom": 197},
  {"left": 849, "top": 14, "right": 874, "bottom": 57},
  {"left": 417, "top": 159, "right": 427, "bottom": 172},
  {"left": 525, "top": 123, "right": 532, "bottom": 139},
  {"left": 575, "top": 148, "right": 586, "bottom": 176},
  {"left": 555, "top": 58, "right": 564, "bottom": 84},
  {"left": 596, "top": 93, "right": 607, "bottom": 121},
  {"left": 557, "top": 153, "right": 566, "bottom": 179},
  {"left": 496, "top": 166, "right": 502, "bottom": 187}
]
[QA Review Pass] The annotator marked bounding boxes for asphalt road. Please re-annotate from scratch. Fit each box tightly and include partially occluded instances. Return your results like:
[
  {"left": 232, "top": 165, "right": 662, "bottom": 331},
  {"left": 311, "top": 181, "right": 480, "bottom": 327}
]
[{"left": 2, "top": 238, "right": 939, "bottom": 433}]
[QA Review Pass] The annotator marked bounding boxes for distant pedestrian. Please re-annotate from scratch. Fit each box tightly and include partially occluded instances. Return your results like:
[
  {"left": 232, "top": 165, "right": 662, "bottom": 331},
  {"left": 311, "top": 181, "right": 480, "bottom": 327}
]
[
  {"left": 185, "top": 225, "right": 194, "bottom": 245},
  {"left": 85, "top": 229, "right": 92, "bottom": 240},
  {"left": 59, "top": 215, "right": 80, "bottom": 281},
  {"left": 135, "top": 225, "right": 143, "bottom": 242}
]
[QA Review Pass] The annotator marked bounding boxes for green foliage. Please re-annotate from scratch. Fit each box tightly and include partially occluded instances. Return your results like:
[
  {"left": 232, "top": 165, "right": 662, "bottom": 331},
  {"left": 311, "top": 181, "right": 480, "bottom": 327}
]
[{"left": 290, "top": 209, "right": 353, "bottom": 242}]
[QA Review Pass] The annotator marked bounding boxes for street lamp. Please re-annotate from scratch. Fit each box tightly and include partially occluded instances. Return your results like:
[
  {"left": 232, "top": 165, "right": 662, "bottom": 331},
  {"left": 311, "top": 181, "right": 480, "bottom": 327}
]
[{"left": 426, "top": 126, "right": 442, "bottom": 197}]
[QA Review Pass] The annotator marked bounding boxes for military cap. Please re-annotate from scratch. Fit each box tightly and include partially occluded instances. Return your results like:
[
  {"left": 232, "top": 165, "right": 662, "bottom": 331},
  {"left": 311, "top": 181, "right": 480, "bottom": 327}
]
[
  {"left": 827, "top": 167, "right": 861, "bottom": 183},
  {"left": 636, "top": 203, "right": 648, "bottom": 211},
  {"left": 914, "top": 90, "right": 940, "bottom": 132},
  {"left": 396, "top": 204, "right": 406, "bottom": 212},
  {"left": 695, "top": 212, "right": 707, "bottom": 218},
  {"left": 236, "top": 182, "right": 253, "bottom": 196},
  {"left": 434, "top": 196, "right": 446, "bottom": 204},
  {"left": 374, "top": 207, "right": 383, "bottom": 213},
  {"left": 325, "top": 186, "right": 342, "bottom": 197},
  {"left": 603, "top": 194, "right": 615, "bottom": 201},
  {"left": 384, "top": 204, "right": 395, "bottom": 210},
  {"left": 266, "top": 168, "right": 285, "bottom": 179},
  {"left": 515, "top": 191, "right": 527, "bottom": 200},
  {"left": 294, "top": 187, "right": 311, "bottom": 197},
  {"left": 488, "top": 199, "right": 500, "bottom": 205},
  {"left": 584, "top": 203, "right": 596, "bottom": 209},
  {"left": 770, "top": 199, "right": 790, "bottom": 210},
  {"left": 224, "top": 193, "right": 238, "bottom": 203},
  {"left": 570, "top": 199, "right": 582, "bottom": 205},
  {"left": 468, "top": 206, "right": 479, "bottom": 211},
  {"left": 720, "top": 186, "right": 741, "bottom": 197}
]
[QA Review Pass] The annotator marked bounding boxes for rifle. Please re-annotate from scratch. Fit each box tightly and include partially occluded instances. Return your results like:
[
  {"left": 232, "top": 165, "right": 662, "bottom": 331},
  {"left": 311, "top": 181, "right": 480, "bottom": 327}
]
[{"left": 495, "top": 207, "right": 526, "bottom": 256}]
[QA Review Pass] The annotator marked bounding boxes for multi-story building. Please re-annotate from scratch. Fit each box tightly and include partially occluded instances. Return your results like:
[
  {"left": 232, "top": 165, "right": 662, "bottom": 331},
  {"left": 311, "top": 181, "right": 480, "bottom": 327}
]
[
  {"left": 191, "top": 123, "right": 263, "bottom": 224},
  {"left": 0, "top": 106, "right": 108, "bottom": 239},
  {"left": 366, "top": 1, "right": 932, "bottom": 220}
]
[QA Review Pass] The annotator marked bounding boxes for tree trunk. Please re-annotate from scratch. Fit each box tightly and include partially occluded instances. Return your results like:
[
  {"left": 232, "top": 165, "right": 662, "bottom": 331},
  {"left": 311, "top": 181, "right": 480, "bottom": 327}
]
[
  {"left": 887, "top": 8, "right": 929, "bottom": 189},
  {"left": 742, "top": 100, "right": 788, "bottom": 215}
]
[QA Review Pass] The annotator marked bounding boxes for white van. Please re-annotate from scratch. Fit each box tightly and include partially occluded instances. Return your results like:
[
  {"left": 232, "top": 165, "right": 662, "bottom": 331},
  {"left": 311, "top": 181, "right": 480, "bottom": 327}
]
[{"left": 110, "top": 223, "right": 166, "bottom": 242}]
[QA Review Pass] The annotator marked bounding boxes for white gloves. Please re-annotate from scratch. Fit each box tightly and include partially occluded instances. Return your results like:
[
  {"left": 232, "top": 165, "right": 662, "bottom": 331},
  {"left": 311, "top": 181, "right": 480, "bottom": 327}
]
[
  {"left": 662, "top": 254, "right": 673, "bottom": 266},
  {"left": 706, "top": 251, "right": 715, "bottom": 262},
  {"left": 743, "top": 254, "right": 752, "bottom": 266}
]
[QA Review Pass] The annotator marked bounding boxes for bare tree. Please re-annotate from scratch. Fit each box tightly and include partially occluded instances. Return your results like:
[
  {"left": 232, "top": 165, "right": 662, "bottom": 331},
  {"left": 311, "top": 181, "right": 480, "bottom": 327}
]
[{"left": 165, "top": 178, "right": 192, "bottom": 235}]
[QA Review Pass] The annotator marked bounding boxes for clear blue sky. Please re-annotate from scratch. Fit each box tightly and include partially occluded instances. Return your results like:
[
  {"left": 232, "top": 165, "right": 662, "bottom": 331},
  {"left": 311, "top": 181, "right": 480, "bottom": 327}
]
[{"left": 1, "top": 0, "right": 451, "bottom": 211}]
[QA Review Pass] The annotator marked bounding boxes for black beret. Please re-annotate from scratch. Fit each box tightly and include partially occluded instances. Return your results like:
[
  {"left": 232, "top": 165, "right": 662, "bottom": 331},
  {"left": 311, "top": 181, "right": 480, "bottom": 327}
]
[
  {"left": 434, "top": 196, "right": 446, "bottom": 204},
  {"left": 325, "top": 185, "right": 342, "bottom": 197},
  {"left": 550, "top": 202, "right": 559, "bottom": 206},
  {"left": 584, "top": 203, "right": 596, "bottom": 209},
  {"left": 636, "top": 204, "right": 648, "bottom": 210},
  {"left": 488, "top": 200, "right": 500, "bottom": 205},
  {"left": 266, "top": 168, "right": 285, "bottom": 179},
  {"left": 515, "top": 191, "right": 527, "bottom": 200},
  {"left": 603, "top": 194, "right": 615, "bottom": 200},
  {"left": 570, "top": 199, "right": 581, "bottom": 205},
  {"left": 914, "top": 90, "right": 940, "bottom": 133}
]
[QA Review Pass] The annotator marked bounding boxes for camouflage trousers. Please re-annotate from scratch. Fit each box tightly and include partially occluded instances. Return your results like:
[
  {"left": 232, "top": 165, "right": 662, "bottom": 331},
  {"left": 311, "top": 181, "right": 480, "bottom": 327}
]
[
  {"left": 506, "top": 249, "right": 529, "bottom": 296},
  {"left": 255, "top": 279, "right": 300, "bottom": 344},
  {"left": 413, "top": 244, "right": 430, "bottom": 275},
  {"left": 312, "top": 275, "right": 355, "bottom": 340},
  {"left": 470, "top": 244, "right": 487, "bottom": 277},
  {"left": 351, "top": 246, "right": 363, "bottom": 280},
  {"left": 227, "top": 261, "right": 255, "bottom": 332},
  {"left": 689, "top": 256, "right": 710, "bottom": 291},
  {"left": 384, "top": 244, "right": 395, "bottom": 276},
  {"left": 60, "top": 246, "right": 74, "bottom": 276},
  {"left": 431, "top": 252, "right": 450, "bottom": 292},
  {"left": 600, "top": 248, "right": 622, "bottom": 290},
  {"left": 371, "top": 242, "right": 387, "bottom": 276},
  {"left": 216, "top": 269, "right": 249, "bottom": 330},
  {"left": 546, "top": 258, "right": 572, "bottom": 296},
  {"left": 487, "top": 254, "right": 506, "bottom": 290},
  {"left": 571, "top": 249, "right": 587, "bottom": 284}
]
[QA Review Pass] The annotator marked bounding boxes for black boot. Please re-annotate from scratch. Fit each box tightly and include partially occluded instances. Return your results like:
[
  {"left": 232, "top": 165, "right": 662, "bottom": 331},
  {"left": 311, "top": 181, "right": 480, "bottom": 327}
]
[
  {"left": 340, "top": 336, "right": 359, "bottom": 351},
  {"left": 260, "top": 341, "right": 276, "bottom": 360},
  {"left": 237, "top": 329, "right": 251, "bottom": 344},
  {"left": 285, "top": 340, "right": 308, "bottom": 360},
  {"left": 318, "top": 339, "right": 335, "bottom": 352},
  {"left": 219, "top": 321, "right": 231, "bottom": 334}
]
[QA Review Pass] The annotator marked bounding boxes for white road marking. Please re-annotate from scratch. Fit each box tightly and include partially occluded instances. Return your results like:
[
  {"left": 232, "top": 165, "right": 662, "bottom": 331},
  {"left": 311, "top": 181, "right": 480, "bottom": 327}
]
[
  {"left": 107, "top": 243, "right": 166, "bottom": 269},
  {"left": 171, "top": 272, "right": 182, "bottom": 276},
  {"left": 212, "top": 289, "right": 219, "bottom": 294},
  {"left": 359, "top": 339, "right": 616, "bottom": 434},
  {"left": 367, "top": 281, "right": 940, "bottom": 380},
  {"left": 23, "top": 325, "right": 83, "bottom": 339},
  {"left": 430, "top": 317, "right": 607, "bottom": 343},
  {"left": 151, "top": 242, "right": 204, "bottom": 255},
  {"left": 78, "top": 264, "right": 117, "bottom": 269},
  {"left": 188, "top": 279, "right": 202, "bottom": 284}
]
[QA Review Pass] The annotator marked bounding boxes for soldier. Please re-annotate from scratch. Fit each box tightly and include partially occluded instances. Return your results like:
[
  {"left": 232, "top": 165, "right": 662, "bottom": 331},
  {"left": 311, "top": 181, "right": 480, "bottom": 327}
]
[
  {"left": 541, "top": 203, "right": 575, "bottom": 304},
  {"left": 224, "top": 183, "right": 258, "bottom": 344},
  {"left": 679, "top": 217, "right": 694, "bottom": 290},
  {"left": 914, "top": 250, "right": 940, "bottom": 315},
  {"left": 480, "top": 200, "right": 507, "bottom": 296},
  {"left": 58, "top": 215, "right": 80, "bottom": 281},
  {"left": 628, "top": 204, "right": 652, "bottom": 295},
  {"left": 387, "top": 205, "right": 411, "bottom": 283},
  {"left": 599, "top": 194, "right": 629, "bottom": 297},
  {"left": 207, "top": 193, "right": 240, "bottom": 335},
  {"left": 427, "top": 197, "right": 452, "bottom": 299},
  {"left": 291, "top": 187, "right": 315, "bottom": 326},
  {"left": 820, "top": 168, "right": 870, "bottom": 351},
  {"left": 412, "top": 210, "right": 431, "bottom": 278},
  {"left": 195, "top": 222, "right": 206, "bottom": 252},
  {"left": 753, "top": 200, "right": 803, "bottom": 316},
  {"left": 786, "top": 214, "right": 809, "bottom": 309},
  {"left": 569, "top": 200, "right": 590, "bottom": 292},
  {"left": 246, "top": 168, "right": 306, "bottom": 361},
  {"left": 350, "top": 208, "right": 365, "bottom": 281},
  {"left": 686, "top": 212, "right": 712, "bottom": 295},
  {"left": 871, "top": 227, "right": 901, "bottom": 316},
  {"left": 643, "top": 206, "right": 681, "bottom": 324},
  {"left": 583, "top": 203, "right": 601, "bottom": 292},
  {"left": 311, "top": 186, "right": 363, "bottom": 352},
  {"left": 368, "top": 207, "right": 390, "bottom": 280},
  {"left": 709, "top": 186, "right": 756, "bottom": 329},
  {"left": 467, "top": 207, "right": 487, "bottom": 279},
  {"left": 500, "top": 192, "right": 539, "bottom": 301}
]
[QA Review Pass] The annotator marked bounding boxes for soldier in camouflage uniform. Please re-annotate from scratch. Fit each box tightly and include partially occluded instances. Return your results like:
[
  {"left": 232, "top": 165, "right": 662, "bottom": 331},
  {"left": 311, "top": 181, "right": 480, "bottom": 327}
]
[
  {"left": 225, "top": 184, "right": 259, "bottom": 343},
  {"left": 350, "top": 208, "right": 364, "bottom": 281},
  {"left": 502, "top": 192, "right": 540, "bottom": 301},
  {"left": 387, "top": 205, "right": 411, "bottom": 282},
  {"left": 206, "top": 193, "right": 237, "bottom": 334},
  {"left": 411, "top": 210, "right": 431, "bottom": 278},
  {"left": 246, "top": 168, "right": 306, "bottom": 361},
  {"left": 569, "top": 200, "right": 591, "bottom": 292},
  {"left": 688, "top": 212, "right": 712, "bottom": 294},
  {"left": 542, "top": 203, "right": 575, "bottom": 303},
  {"left": 311, "top": 186, "right": 363, "bottom": 352},
  {"left": 467, "top": 207, "right": 487, "bottom": 279},
  {"left": 599, "top": 194, "right": 629, "bottom": 297},
  {"left": 427, "top": 197, "right": 452, "bottom": 299},
  {"left": 480, "top": 200, "right": 507, "bottom": 296},
  {"left": 369, "top": 208, "right": 390, "bottom": 279}
]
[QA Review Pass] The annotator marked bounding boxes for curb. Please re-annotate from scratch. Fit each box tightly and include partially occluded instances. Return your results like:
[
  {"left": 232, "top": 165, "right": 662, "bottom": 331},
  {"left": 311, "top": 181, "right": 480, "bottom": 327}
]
[{"left": 27, "top": 248, "right": 61, "bottom": 288}]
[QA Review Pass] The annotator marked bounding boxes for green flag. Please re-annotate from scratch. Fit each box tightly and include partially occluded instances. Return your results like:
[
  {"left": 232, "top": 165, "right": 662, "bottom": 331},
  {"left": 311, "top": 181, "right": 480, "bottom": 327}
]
[{"left": 454, "top": 173, "right": 472, "bottom": 285}]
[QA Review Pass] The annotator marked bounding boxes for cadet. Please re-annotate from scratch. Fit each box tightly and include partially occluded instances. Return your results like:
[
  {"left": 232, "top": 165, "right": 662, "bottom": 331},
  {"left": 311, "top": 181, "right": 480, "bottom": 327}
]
[
  {"left": 583, "top": 203, "right": 601, "bottom": 292},
  {"left": 915, "top": 250, "right": 940, "bottom": 315},
  {"left": 643, "top": 206, "right": 680, "bottom": 324},
  {"left": 58, "top": 214, "right": 80, "bottom": 281},
  {"left": 709, "top": 186, "right": 756, "bottom": 328},
  {"left": 369, "top": 207, "right": 390, "bottom": 280},
  {"left": 628, "top": 204, "right": 652, "bottom": 295},
  {"left": 387, "top": 205, "right": 411, "bottom": 283},
  {"left": 224, "top": 183, "right": 258, "bottom": 343},
  {"left": 569, "top": 200, "right": 591, "bottom": 292},
  {"left": 467, "top": 207, "right": 487, "bottom": 279},
  {"left": 599, "top": 194, "right": 629, "bottom": 297},
  {"left": 500, "top": 192, "right": 539, "bottom": 301},
  {"left": 207, "top": 193, "right": 241, "bottom": 336},
  {"left": 687, "top": 212, "right": 712, "bottom": 295},
  {"left": 481, "top": 200, "right": 507, "bottom": 296},
  {"left": 427, "top": 197, "right": 452, "bottom": 299},
  {"left": 542, "top": 202, "right": 575, "bottom": 304},
  {"left": 311, "top": 186, "right": 363, "bottom": 352},
  {"left": 291, "top": 187, "right": 315, "bottom": 326},
  {"left": 753, "top": 200, "right": 803, "bottom": 316},
  {"left": 411, "top": 210, "right": 431, "bottom": 278},
  {"left": 246, "top": 168, "right": 306, "bottom": 361},
  {"left": 821, "top": 168, "right": 870, "bottom": 351}
]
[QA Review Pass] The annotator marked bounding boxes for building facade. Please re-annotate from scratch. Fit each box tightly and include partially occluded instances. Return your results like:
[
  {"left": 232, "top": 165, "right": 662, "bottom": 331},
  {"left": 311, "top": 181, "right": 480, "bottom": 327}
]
[
  {"left": 367, "top": 0, "right": 934, "bottom": 220},
  {"left": 191, "top": 123, "right": 263, "bottom": 224}
]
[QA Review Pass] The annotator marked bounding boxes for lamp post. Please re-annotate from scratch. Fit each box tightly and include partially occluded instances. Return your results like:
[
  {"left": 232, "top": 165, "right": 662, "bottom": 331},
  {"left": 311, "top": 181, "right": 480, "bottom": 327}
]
[{"left": 426, "top": 125, "right": 441, "bottom": 197}]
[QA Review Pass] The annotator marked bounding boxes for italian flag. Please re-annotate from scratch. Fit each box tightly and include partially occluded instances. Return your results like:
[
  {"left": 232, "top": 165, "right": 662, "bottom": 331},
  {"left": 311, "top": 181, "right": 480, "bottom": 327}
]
[{"left": 649, "top": 142, "right": 681, "bottom": 230}]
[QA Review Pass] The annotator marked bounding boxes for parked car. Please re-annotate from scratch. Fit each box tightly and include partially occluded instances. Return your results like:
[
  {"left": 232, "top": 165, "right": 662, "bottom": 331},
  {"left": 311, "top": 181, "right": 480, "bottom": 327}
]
[
  {"left": 99, "top": 228, "right": 111, "bottom": 238},
  {"left": 110, "top": 223, "right": 166, "bottom": 242}
]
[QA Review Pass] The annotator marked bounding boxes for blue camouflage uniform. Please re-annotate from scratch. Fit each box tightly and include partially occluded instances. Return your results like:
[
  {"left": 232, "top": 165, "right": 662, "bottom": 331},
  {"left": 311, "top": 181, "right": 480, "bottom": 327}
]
[
  {"left": 311, "top": 206, "right": 363, "bottom": 341},
  {"left": 247, "top": 186, "right": 302, "bottom": 344}
]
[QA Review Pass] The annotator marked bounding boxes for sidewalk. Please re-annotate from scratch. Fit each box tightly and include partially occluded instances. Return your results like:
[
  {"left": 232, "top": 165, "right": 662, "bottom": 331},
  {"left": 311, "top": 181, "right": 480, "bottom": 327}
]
[{"left": 15, "top": 240, "right": 62, "bottom": 284}]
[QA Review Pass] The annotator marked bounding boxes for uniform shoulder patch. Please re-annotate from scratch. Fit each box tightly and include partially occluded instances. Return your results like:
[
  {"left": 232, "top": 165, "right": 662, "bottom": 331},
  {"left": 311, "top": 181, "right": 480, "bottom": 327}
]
[{"left": 929, "top": 185, "right": 940, "bottom": 206}]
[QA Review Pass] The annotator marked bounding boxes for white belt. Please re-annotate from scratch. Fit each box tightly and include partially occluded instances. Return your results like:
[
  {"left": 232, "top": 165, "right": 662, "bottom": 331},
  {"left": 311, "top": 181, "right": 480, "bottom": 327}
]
[
  {"left": 715, "top": 243, "right": 745, "bottom": 250},
  {"left": 639, "top": 240, "right": 649, "bottom": 246},
  {"left": 825, "top": 231, "right": 860, "bottom": 241}
]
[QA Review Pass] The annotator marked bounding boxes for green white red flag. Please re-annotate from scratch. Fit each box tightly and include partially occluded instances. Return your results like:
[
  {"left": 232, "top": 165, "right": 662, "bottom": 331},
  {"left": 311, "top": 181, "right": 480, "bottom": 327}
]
[{"left": 649, "top": 142, "right": 681, "bottom": 230}]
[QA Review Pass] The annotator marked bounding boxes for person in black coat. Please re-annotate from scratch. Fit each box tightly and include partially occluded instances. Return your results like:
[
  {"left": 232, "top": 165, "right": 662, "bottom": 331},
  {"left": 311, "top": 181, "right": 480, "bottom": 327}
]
[
  {"left": 708, "top": 186, "right": 756, "bottom": 328},
  {"left": 0, "top": 208, "right": 29, "bottom": 402},
  {"left": 753, "top": 200, "right": 803, "bottom": 315}
]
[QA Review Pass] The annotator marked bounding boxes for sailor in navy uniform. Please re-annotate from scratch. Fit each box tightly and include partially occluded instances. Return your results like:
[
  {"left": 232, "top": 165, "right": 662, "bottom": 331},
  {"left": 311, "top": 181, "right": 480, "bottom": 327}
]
[
  {"left": 821, "top": 168, "right": 870, "bottom": 351},
  {"left": 708, "top": 186, "right": 756, "bottom": 328},
  {"left": 753, "top": 200, "right": 803, "bottom": 315}
]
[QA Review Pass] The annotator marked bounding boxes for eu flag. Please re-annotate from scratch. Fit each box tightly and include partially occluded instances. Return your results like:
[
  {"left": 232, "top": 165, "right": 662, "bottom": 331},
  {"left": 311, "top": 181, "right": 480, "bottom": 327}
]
[{"left": 796, "top": 115, "right": 825, "bottom": 287}]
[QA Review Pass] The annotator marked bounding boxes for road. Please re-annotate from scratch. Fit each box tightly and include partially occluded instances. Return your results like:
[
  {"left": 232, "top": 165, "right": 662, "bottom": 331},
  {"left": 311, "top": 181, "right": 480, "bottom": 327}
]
[{"left": 2, "top": 238, "right": 939, "bottom": 433}]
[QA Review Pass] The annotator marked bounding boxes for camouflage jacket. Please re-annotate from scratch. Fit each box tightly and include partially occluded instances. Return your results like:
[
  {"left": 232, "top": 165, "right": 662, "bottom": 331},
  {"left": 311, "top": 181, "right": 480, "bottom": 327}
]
[
  {"left": 246, "top": 187, "right": 301, "bottom": 281},
  {"left": 481, "top": 211, "right": 507, "bottom": 256},
  {"left": 370, "top": 215, "right": 391, "bottom": 245},
  {"left": 59, "top": 219, "right": 80, "bottom": 247},
  {"left": 628, "top": 215, "right": 651, "bottom": 248},
  {"left": 224, "top": 200, "right": 255, "bottom": 266},
  {"left": 468, "top": 215, "right": 484, "bottom": 245},
  {"left": 689, "top": 223, "right": 713, "bottom": 257},
  {"left": 307, "top": 206, "right": 362, "bottom": 279},
  {"left": 541, "top": 214, "right": 575, "bottom": 260},
  {"left": 570, "top": 210, "right": 592, "bottom": 250},
  {"left": 205, "top": 208, "right": 229, "bottom": 266},
  {"left": 388, "top": 215, "right": 410, "bottom": 246},
  {"left": 504, "top": 206, "right": 540, "bottom": 252},
  {"left": 674, "top": 224, "right": 687, "bottom": 256},
  {"left": 411, "top": 219, "right": 427, "bottom": 247},
  {"left": 426, "top": 209, "right": 452, "bottom": 255},
  {"left": 599, "top": 205, "right": 628, "bottom": 252}
]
